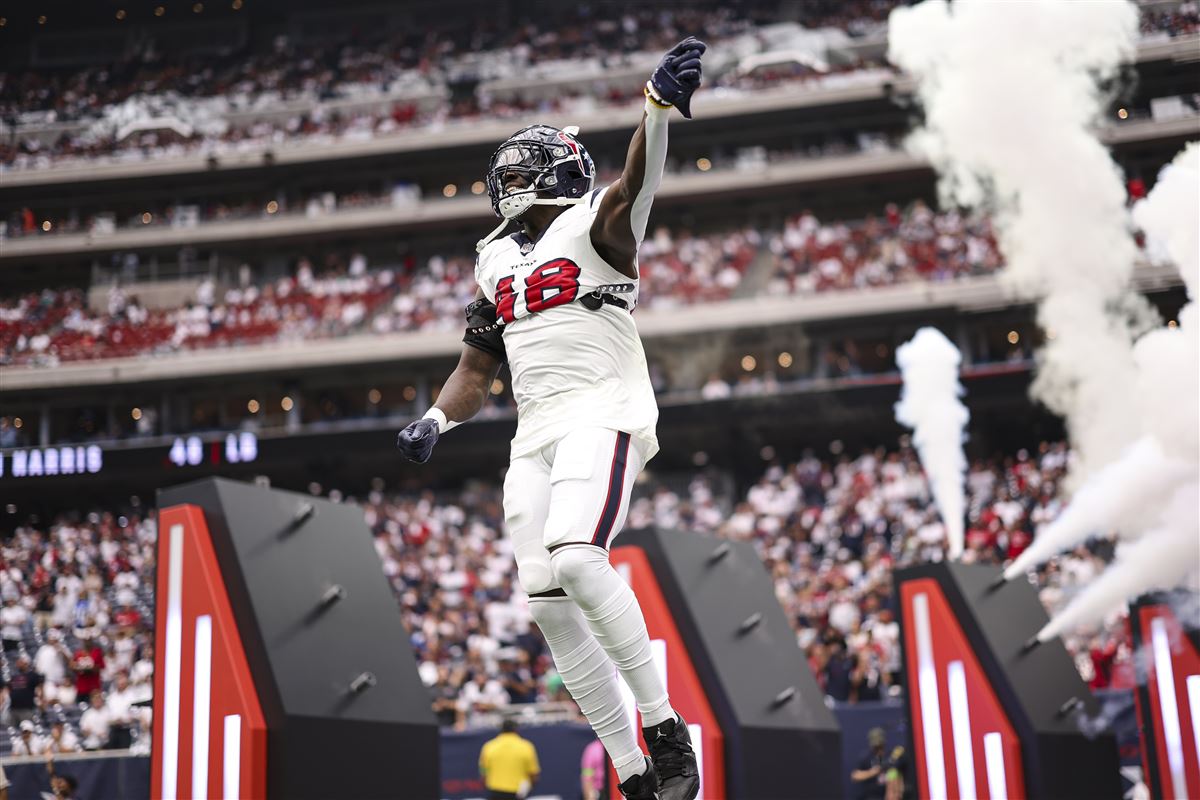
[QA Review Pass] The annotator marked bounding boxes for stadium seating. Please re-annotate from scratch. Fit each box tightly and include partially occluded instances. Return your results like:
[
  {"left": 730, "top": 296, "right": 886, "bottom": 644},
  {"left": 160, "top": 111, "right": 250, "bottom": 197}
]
[
  {"left": 1, "top": 201, "right": 1005, "bottom": 367},
  {"left": 0, "top": 2, "right": 1193, "bottom": 170},
  {"left": 0, "top": 439, "right": 1131, "bottom": 751}
]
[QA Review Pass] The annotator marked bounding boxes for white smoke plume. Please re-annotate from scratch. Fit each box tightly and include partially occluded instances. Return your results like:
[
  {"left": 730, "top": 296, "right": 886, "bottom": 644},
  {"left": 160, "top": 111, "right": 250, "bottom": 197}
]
[
  {"left": 890, "top": 1, "right": 1199, "bottom": 633},
  {"left": 1036, "top": 143, "right": 1200, "bottom": 638},
  {"left": 1003, "top": 436, "right": 1194, "bottom": 580},
  {"left": 1037, "top": 483, "right": 1200, "bottom": 641},
  {"left": 894, "top": 327, "right": 970, "bottom": 559},
  {"left": 888, "top": 0, "right": 1144, "bottom": 482}
]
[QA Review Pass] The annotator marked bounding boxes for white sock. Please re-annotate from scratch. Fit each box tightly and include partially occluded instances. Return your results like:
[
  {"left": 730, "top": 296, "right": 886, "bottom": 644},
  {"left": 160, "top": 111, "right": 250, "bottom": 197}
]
[
  {"left": 528, "top": 596, "right": 646, "bottom": 781},
  {"left": 550, "top": 546, "right": 676, "bottom": 728}
]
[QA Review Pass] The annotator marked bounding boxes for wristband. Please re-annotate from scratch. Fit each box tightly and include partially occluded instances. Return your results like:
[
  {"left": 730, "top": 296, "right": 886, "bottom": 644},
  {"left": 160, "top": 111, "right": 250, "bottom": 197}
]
[
  {"left": 644, "top": 82, "right": 673, "bottom": 110},
  {"left": 423, "top": 407, "right": 460, "bottom": 434}
]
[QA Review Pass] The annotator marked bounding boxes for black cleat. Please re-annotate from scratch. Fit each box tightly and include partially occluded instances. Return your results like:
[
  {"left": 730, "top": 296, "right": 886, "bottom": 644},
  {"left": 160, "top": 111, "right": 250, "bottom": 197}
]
[
  {"left": 618, "top": 756, "right": 660, "bottom": 799},
  {"left": 644, "top": 714, "right": 699, "bottom": 800}
]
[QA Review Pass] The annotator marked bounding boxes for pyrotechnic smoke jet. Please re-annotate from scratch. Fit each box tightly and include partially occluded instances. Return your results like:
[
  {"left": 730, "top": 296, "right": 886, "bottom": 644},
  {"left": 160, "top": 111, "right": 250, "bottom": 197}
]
[
  {"left": 889, "top": 0, "right": 1145, "bottom": 483},
  {"left": 894, "top": 327, "right": 970, "bottom": 559},
  {"left": 1034, "top": 144, "right": 1200, "bottom": 639},
  {"left": 889, "top": 2, "right": 1199, "bottom": 631}
]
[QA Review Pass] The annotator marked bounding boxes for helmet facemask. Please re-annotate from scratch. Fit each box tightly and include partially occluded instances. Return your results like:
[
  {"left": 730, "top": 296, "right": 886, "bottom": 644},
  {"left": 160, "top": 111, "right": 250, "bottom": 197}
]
[{"left": 484, "top": 126, "right": 595, "bottom": 220}]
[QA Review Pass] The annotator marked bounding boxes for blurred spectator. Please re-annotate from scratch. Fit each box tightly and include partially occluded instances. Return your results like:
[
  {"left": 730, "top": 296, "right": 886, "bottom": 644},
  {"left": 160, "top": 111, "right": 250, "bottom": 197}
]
[
  {"left": 850, "top": 727, "right": 907, "bottom": 800},
  {"left": 45, "top": 722, "right": 81, "bottom": 754},
  {"left": 581, "top": 737, "right": 607, "bottom": 800},
  {"left": 497, "top": 650, "right": 538, "bottom": 705},
  {"left": 3, "top": 655, "right": 44, "bottom": 726},
  {"left": 460, "top": 670, "right": 510, "bottom": 725},
  {"left": 479, "top": 718, "right": 540, "bottom": 800},
  {"left": 79, "top": 690, "right": 112, "bottom": 750},
  {"left": 0, "top": 417, "right": 18, "bottom": 448},
  {"left": 0, "top": 598, "right": 29, "bottom": 651},
  {"left": 104, "top": 672, "right": 139, "bottom": 749},
  {"left": 71, "top": 638, "right": 104, "bottom": 700},
  {"left": 46, "top": 759, "right": 80, "bottom": 800},
  {"left": 11, "top": 720, "right": 46, "bottom": 756},
  {"left": 34, "top": 628, "right": 70, "bottom": 685}
]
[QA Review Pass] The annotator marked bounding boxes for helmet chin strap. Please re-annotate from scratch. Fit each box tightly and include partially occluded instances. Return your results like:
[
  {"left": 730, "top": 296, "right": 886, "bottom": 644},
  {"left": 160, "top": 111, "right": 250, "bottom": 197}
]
[{"left": 476, "top": 195, "right": 587, "bottom": 253}]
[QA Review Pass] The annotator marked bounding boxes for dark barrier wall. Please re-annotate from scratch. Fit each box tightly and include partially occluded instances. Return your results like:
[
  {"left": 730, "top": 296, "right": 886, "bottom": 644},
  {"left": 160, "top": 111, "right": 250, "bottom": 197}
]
[
  {"left": 0, "top": 696, "right": 1142, "bottom": 800},
  {"left": 439, "top": 723, "right": 597, "bottom": 799},
  {"left": 3, "top": 753, "right": 152, "bottom": 799}
]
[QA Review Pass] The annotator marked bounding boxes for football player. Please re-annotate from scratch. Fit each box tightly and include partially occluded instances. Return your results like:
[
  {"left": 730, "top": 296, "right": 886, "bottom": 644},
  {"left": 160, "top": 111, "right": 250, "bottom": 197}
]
[{"left": 398, "top": 37, "right": 707, "bottom": 800}]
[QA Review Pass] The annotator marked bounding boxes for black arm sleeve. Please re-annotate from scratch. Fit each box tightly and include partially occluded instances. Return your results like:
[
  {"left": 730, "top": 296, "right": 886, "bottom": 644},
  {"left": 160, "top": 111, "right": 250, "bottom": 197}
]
[{"left": 462, "top": 298, "right": 506, "bottom": 364}]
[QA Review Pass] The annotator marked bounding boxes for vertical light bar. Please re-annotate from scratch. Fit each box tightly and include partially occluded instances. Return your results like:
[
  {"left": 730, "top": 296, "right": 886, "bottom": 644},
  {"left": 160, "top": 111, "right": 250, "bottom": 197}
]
[
  {"left": 651, "top": 639, "right": 667, "bottom": 693},
  {"left": 1151, "top": 617, "right": 1188, "bottom": 798},
  {"left": 162, "top": 524, "right": 185, "bottom": 800},
  {"left": 689, "top": 722, "right": 705, "bottom": 800},
  {"left": 947, "top": 661, "right": 978, "bottom": 800},
  {"left": 223, "top": 715, "right": 242, "bottom": 800},
  {"left": 192, "top": 615, "right": 214, "bottom": 800},
  {"left": 1187, "top": 676, "right": 1200, "bottom": 776},
  {"left": 983, "top": 732, "right": 1007, "bottom": 799},
  {"left": 912, "top": 593, "right": 949, "bottom": 800}
]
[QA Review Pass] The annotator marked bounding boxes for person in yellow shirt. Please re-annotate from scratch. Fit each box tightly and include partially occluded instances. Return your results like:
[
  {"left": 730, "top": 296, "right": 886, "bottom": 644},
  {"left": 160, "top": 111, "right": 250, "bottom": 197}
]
[{"left": 480, "top": 718, "right": 540, "bottom": 800}]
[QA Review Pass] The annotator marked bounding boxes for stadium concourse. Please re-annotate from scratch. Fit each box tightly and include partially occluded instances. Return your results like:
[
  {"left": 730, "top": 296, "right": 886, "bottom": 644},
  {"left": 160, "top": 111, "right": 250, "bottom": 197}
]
[{"left": 0, "top": 439, "right": 1130, "bottom": 756}]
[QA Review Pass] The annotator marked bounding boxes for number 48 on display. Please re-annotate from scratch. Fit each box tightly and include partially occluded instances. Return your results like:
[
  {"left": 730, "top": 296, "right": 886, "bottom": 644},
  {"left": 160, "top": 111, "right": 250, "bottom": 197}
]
[{"left": 169, "top": 432, "right": 258, "bottom": 467}]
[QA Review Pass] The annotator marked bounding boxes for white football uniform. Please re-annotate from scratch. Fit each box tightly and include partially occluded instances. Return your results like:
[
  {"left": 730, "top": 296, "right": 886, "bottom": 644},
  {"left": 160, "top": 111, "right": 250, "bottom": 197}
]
[
  {"left": 475, "top": 185, "right": 658, "bottom": 575},
  {"left": 475, "top": 186, "right": 659, "bottom": 462}
]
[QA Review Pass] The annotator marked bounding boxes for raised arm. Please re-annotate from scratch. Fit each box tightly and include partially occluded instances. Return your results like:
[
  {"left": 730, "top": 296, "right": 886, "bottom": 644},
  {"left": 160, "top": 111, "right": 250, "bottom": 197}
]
[
  {"left": 590, "top": 37, "right": 706, "bottom": 278},
  {"left": 396, "top": 289, "right": 503, "bottom": 464}
]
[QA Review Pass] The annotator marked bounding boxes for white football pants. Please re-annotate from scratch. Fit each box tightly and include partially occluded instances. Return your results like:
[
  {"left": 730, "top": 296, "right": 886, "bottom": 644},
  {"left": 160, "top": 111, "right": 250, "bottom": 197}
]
[{"left": 505, "top": 427, "right": 674, "bottom": 780}]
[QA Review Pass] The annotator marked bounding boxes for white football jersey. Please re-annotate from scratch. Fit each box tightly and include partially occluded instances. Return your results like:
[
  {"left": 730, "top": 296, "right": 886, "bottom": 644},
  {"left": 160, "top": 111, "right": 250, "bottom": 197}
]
[{"left": 475, "top": 186, "right": 659, "bottom": 461}]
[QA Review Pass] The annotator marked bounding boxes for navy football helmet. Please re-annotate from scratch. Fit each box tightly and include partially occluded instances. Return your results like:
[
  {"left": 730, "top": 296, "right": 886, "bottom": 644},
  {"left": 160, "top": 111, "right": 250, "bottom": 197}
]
[{"left": 484, "top": 124, "right": 596, "bottom": 220}]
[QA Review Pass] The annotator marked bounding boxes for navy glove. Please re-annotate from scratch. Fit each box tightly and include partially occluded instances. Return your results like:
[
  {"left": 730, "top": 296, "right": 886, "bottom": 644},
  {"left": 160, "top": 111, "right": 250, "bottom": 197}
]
[
  {"left": 396, "top": 417, "right": 440, "bottom": 464},
  {"left": 648, "top": 36, "right": 707, "bottom": 119}
]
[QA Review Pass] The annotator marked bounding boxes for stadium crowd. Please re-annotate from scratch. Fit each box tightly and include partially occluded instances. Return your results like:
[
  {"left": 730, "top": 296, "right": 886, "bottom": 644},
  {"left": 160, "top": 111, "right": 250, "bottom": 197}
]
[
  {"left": 0, "top": 3, "right": 878, "bottom": 171},
  {"left": 1, "top": 1, "right": 1193, "bottom": 170},
  {"left": 0, "top": 505, "right": 156, "bottom": 756},
  {"left": 0, "top": 438, "right": 1131, "bottom": 751},
  {"left": 0, "top": 2, "right": 842, "bottom": 124},
  {"left": 1, "top": 199, "right": 1003, "bottom": 368}
]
